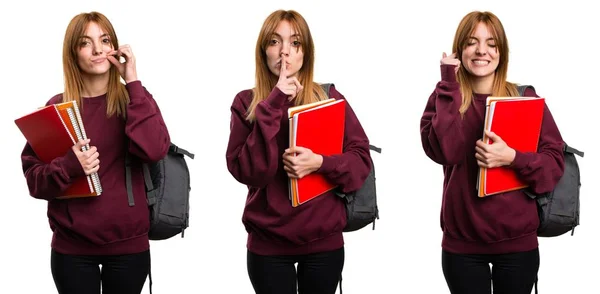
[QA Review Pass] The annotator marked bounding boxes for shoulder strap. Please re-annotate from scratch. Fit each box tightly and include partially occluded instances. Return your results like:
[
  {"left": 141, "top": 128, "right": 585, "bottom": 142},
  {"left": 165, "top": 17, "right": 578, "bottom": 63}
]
[
  {"left": 516, "top": 84, "right": 535, "bottom": 96},
  {"left": 369, "top": 145, "right": 382, "bottom": 153},
  {"left": 564, "top": 144, "right": 584, "bottom": 157},
  {"left": 170, "top": 144, "right": 195, "bottom": 159},
  {"left": 320, "top": 83, "right": 333, "bottom": 96},
  {"left": 125, "top": 152, "right": 136, "bottom": 207}
]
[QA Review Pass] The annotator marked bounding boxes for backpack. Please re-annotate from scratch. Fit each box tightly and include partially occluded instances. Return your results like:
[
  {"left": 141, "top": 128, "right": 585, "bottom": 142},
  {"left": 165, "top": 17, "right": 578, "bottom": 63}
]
[
  {"left": 125, "top": 143, "right": 195, "bottom": 240},
  {"left": 517, "top": 85, "right": 584, "bottom": 237},
  {"left": 320, "top": 83, "right": 381, "bottom": 232}
]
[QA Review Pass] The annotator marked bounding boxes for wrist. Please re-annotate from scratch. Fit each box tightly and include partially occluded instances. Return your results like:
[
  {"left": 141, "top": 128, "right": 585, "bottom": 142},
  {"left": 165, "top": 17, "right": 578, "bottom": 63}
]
[
  {"left": 506, "top": 148, "right": 516, "bottom": 166},
  {"left": 314, "top": 154, "right": 323, "bottom": 171}
]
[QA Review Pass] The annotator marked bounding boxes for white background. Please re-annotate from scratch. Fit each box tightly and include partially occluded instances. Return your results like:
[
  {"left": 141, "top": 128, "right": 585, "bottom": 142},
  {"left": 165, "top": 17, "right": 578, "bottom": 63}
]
[{"left": 1, "top": 0, "right": 597, "bottom": 293}]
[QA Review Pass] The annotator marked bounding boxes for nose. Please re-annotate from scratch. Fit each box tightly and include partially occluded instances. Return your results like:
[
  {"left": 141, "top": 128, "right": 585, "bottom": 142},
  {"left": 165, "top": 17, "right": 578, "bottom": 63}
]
[
  {"left": 280, "top": 42, "right": 290, "bottom": 57},
  {"left": 475, "top": 43, "right": 487, "bottom": 55},
  {"left": 92, "top": 41, "right": 104, "bottom": 56}
]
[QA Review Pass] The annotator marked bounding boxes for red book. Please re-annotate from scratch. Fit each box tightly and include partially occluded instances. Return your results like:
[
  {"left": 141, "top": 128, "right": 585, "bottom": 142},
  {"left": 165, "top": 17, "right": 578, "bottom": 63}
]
[
  {"left": 15, "top": 102, "right": 100, "bottom": 199},
  {"left": 477, "top": 96, "right": 545, "bottom": 197},
  {"left": 288, "top": 99, "right": 346, "bottom": 206}
]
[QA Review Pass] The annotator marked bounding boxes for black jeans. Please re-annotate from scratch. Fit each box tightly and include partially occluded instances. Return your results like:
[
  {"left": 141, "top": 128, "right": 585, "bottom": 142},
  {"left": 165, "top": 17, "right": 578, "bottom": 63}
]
[
  {"left": 51, "top": 249, "right": 150, "bottom": 294},
  {"left": 247, "top": 247, "right": 345, "bottom": 294},
  {"left": 442, "top": 248, "right": 540, "bottom": 294}
]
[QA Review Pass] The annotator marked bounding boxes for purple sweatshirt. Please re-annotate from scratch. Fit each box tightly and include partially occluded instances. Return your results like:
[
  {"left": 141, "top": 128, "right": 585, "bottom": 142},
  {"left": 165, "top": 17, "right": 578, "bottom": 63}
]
[
  {"left": 420, "top": 65, "right": 565, "bottom": 254},
  {"left": 21, "top": 81, "right": 170, "bottom": 255},
  {"left": 226, "top": 85, "right": 372, "bottom": 255}
]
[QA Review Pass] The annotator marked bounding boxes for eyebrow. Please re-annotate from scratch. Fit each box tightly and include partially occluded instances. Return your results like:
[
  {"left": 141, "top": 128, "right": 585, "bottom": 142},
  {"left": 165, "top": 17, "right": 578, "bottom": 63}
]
[
  {"left": 468, "top": 36, "right": 495, "bottom": 41},
  {"left": 271, "top": 33, "right": 301, "bottom": 38},
  {"left": 80, "top": 33, "right": 110, "bottom": 39}
]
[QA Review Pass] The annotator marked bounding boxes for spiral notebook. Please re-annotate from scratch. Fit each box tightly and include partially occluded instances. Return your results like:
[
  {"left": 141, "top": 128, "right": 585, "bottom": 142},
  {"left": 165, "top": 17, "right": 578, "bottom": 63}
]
[{"left": 15, "top": 100, "right": 102, "bottom": 199}]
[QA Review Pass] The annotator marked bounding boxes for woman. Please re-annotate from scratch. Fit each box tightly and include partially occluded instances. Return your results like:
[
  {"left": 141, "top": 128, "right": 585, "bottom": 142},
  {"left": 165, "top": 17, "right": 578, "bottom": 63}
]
[
  {"left": 20, "top": 11, "right": 170, "bottom": 294},
  {"left": 420, "top": 11, "right": 565, "bottom": 294},
  {"left": 226, "top": 9, "right": 372, "bottom": 294}
]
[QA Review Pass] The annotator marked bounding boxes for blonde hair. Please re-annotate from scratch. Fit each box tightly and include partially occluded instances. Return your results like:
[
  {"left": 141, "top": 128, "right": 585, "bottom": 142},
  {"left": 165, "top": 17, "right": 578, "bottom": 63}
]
[
  {"left": 247, "top": 10, "right": 328, "bottom": 121},
  {"left": 452, "top": 11, "right": 519, "bottom": 116},
  {"left": 62, "top": 11, "right": 129, "bottom": 118}
]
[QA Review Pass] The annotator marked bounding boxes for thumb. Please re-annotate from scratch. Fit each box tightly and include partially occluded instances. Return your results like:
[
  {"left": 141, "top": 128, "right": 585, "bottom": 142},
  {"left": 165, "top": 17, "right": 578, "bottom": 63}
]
[
  {"left": 442, "top": 52, "right": 447, "bottom": 59},
  {"left": 485, "top": 130, "right": 502, "bottom": 142}
]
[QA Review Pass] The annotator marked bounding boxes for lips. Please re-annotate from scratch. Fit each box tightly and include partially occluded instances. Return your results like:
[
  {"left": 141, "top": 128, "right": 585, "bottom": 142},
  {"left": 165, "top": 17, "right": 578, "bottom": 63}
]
[
  {"left": 91, "top": 57, "right": 107, "bottom": 64},
  {"left": 472, "top": 60, "right": 490, "bottom": 66}
]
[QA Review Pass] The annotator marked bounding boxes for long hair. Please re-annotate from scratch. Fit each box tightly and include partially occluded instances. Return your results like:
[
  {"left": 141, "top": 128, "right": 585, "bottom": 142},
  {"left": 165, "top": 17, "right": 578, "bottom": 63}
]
[
  {"left": 247, "top": 10, "right": 328, "bottom": 121},
  {"left": 452, "top": 11, "right": 518, "bottom": 116},
  {"left": 62, "top": 11, "right": 129, "bottom": 118}
]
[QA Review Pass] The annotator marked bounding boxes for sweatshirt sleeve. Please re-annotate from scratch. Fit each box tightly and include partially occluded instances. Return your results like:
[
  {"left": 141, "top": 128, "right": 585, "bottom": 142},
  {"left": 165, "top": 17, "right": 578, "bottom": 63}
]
[
  {"left": 508, "top": 87, "right": 565, "bottom": 194},
  {"left": 21, "top": 141, "right": 87, "bottom": 200},
  {"left": 420, "top": 64, "right": 467, "bottom": 165},
  {"left": 315, "top": 86, "right": 372, "bottom": 193},
  {"left": 124, "top": 81, "right": 171, "bottom": 162},
  {"left": 226, "top": 88, "right": 288, "bottom": 188}
]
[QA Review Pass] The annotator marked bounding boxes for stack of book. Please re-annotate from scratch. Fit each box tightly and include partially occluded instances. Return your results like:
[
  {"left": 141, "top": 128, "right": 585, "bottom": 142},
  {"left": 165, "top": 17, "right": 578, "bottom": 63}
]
[
  {"left": 15, "top": 100, "right": 102, "bottom": 199},
  {"left": 477, "top": 95, "right": 545, "bottom": 197},
  {"left": 287, "top": 98, "right": 346, "bottom": 206}
]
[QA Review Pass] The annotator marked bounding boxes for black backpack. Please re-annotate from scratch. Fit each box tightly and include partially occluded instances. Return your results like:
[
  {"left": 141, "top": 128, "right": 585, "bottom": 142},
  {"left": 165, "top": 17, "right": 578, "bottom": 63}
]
[
  {"left": 517, "top": 85, "right": 584, "bottom": 237},
  {"left": 320, "top": 83, "right": 381, "bottom": 232},
  {"left": 125, "top": 143, "right": 195, "bottom": 240}
]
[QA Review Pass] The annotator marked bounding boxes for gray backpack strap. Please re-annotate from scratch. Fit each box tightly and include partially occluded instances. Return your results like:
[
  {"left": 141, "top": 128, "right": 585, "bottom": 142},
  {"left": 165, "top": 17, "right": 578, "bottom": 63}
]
[
  {"left": 516, "top": 84, "right": 535, "bottom": 96},
  {"left": 125, "top": 152, "right": 135, "bottom": 207},
  {"left": 170, "top": 145, "right": 195, "bottom": 159},
  {"left": 369, "top": 145, "right": 382, "bottom": 153},
  {"left": 143, "top": 164, "right": 157, "bottom": 206},
  {"left": 565, "top": 144, "right": 584, "bottom": 157},
  {"left": 321, "top": 83, "right": 333, "bottom": 96}
]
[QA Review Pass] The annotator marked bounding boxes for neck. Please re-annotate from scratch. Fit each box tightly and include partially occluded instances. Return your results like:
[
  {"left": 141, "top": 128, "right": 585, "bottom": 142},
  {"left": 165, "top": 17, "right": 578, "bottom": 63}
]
[
  {"left": 471, "top": 74, "right": 495, "bottom": 94},
  {"left": 81, "top": 73, "right": 110, "bottom": 97}
]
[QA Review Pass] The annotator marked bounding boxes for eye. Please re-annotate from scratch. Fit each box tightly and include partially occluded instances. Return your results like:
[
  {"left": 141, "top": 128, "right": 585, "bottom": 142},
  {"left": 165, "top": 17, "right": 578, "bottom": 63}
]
[
  {"left": 292, "top": 40, "right": 301, "bottom": 47},
  {"left": 488, "top": 43, "right": 497, "bottom": 48},
  {"left": 80, "top": 40, "right": 91, "bottom": 47},
  {"left": 102, "top": 37, "right": 111, "bottom": 44},
  {"left": 269, "top": 39, "right": 279, "bottom": 45}
]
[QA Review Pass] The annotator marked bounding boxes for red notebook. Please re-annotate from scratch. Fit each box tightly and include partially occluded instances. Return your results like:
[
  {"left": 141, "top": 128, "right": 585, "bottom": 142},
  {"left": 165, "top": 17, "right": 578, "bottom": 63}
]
[
  {"left": 477, "top": 96, "right": 545, "bottom": 197},
  {"left": 288, "top": 99, "right": 346, "bottom": 206},
  {"left": 15, "top": 101, "right": 101, "bottom": 199}
]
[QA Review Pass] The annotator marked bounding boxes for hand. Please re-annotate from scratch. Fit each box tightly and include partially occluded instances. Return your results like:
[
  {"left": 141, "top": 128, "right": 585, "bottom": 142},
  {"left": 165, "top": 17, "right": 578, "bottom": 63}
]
[
  {"left": 275, "top": 56, "right": 303, "bottom": 99},
  {"left": 72, "top": 139, "right": 100, "bottom": 175},
  {"left": 282, "top": 146, "right": 323, "bottom": 179},
  {"left": 475, "top": 131, "right": 516, "bottom": 168},
  {"left": 107, "top": 44, "right": 138, "bottom": 84},
  {"left": 441, "top": 52, "right": 461, "bottom": 74}
]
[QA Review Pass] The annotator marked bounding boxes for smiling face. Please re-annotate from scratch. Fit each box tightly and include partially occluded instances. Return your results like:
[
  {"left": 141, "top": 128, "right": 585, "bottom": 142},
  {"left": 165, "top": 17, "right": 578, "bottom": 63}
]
[
  {"left": 76, "top": 21, "right": 113, "bottom": 78},
  {"left": 265, "top": 20, "right": 304, "bottom": 78},
  {"left": 461, "top": 22, "right": 500, "bottom": 80}
]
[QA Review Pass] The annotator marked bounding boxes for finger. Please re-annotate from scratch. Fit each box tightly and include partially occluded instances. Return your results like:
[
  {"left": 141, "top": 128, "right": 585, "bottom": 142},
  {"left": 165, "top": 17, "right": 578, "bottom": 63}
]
[
  {"left": 283, "top": 165, "right": 293, "bottom": 173},
  {"left": 279, "top": 56, "right": 288, "bottom": 79},
  {"left": 107, "top": 55, "right": 121, "bottom": 66},
  {"left": 485, "top": 130, "right": 501, "bottom": 143},
  {"left": 291, "top": 77, "right": 303, "bottom": 93},
  {"left": 474, "top": 153, "right": 487, "bottom": 162},
  {"left": 86, "top": 158, "right": 100, "bottom": 168},
  {"left": 287, "top": 172, "right": 298, "bottom": 179},
  {"left": 477, "top": 160, "right": 487, "bottom": 168},
  {"left": 84, "top": 146, "right": 98, "bottom": 157},
  {"left": 282, "top": 158, "right": 294, "bottom": 168},
  {"left": 449, "top": 52, "right": 457, "bottom": 59},
  {"left": 442, "top": 52, "right": 447, "bottom": 59},
  {"left": 87, "top": 152, "right": 100, "bottom": 162},
  {"left": 475, "top": 140, "right": 486, "bottom": 149},
  {"left": 86, "top": 165, "right": 100, "bottom": 175}
]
